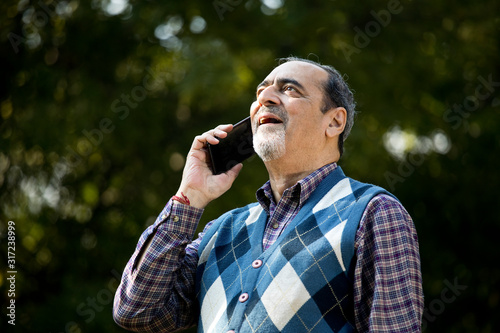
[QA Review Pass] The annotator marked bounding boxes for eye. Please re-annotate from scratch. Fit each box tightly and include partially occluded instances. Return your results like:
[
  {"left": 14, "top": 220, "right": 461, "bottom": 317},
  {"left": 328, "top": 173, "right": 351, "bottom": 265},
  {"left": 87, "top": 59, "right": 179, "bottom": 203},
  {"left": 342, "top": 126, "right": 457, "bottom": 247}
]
[{"left": 283, "top": 85, "right": 301, "bottom": 95}]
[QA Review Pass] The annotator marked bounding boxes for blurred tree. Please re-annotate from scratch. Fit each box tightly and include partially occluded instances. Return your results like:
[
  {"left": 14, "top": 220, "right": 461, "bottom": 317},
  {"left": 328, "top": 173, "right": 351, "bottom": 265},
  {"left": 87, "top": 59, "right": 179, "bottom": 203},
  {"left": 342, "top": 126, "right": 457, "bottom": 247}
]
[{"left": 0, "top": 0, "right": 499, "bottom": 332}]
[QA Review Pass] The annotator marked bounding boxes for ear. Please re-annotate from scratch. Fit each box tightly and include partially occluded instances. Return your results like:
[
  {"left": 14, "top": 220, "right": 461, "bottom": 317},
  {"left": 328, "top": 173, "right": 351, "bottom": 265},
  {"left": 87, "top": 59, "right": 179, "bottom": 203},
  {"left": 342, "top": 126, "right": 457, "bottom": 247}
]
[{"left": 325, "top": 107, "right": 347, "bottom": 138}]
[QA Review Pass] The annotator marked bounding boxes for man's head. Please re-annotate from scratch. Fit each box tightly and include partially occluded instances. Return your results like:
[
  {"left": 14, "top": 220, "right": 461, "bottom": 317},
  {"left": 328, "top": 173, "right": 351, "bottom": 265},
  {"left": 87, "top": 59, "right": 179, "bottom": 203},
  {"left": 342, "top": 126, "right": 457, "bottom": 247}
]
[
  {"left": 251, "top": 57, "right": 356, "bottom": 167},
  {"left": 280, "top": 57, "right": 357, "bottom": 156}
]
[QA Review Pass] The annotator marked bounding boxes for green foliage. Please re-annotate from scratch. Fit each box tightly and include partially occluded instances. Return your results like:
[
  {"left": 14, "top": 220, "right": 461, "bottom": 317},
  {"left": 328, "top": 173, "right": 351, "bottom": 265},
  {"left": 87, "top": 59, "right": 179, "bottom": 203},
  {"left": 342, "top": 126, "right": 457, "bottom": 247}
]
[{"left": 0, "top": 0, "right": 499, "bottom": 332}]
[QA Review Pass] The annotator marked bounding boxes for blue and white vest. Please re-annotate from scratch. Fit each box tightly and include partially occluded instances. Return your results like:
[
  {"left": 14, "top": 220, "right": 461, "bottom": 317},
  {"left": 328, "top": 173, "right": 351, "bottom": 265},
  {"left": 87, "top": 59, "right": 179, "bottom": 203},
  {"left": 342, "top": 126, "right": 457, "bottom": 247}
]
[{"left": 195, "top": 167, "right": 392, "bottom": 332}]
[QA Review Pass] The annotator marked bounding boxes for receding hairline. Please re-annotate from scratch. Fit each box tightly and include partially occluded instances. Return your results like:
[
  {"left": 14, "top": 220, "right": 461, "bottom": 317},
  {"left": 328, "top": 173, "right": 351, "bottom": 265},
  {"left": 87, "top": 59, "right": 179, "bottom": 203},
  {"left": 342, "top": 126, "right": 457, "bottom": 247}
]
[
  {"left": 275, "top": 59, "right": 331, "bottom": 78},
  {"left": 277, "top": 58, "right": 333, "bottom": 80}
]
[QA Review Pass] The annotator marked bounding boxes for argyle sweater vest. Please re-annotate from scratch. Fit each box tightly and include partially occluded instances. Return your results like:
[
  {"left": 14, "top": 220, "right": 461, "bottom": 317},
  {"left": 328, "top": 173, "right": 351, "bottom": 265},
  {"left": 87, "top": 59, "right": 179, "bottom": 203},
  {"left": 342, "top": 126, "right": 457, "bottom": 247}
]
[{"left": 195, "top": 167, "right": 392, "bottom": 333}]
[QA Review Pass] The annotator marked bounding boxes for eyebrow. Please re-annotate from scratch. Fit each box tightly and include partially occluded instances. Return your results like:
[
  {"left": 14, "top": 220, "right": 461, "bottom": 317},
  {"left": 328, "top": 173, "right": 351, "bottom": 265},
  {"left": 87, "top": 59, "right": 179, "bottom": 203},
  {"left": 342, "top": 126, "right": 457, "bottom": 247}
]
[{"left": 256, "top": 78, "right": 306, "bottom": 93}]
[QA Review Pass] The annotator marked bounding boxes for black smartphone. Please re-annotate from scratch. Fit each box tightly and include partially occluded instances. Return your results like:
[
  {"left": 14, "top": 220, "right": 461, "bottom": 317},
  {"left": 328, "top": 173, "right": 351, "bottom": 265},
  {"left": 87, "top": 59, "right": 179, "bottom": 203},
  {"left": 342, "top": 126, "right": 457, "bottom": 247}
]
[{"left": 207, "top": 117, "right": 255, "bottom": 175}]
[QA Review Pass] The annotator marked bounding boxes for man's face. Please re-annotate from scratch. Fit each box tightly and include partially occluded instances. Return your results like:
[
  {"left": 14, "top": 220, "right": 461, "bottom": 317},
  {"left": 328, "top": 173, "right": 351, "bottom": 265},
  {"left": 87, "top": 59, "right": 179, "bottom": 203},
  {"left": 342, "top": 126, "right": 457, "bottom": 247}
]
[{"left": 251, "top": 61, "right": 331, "bottom": 163}]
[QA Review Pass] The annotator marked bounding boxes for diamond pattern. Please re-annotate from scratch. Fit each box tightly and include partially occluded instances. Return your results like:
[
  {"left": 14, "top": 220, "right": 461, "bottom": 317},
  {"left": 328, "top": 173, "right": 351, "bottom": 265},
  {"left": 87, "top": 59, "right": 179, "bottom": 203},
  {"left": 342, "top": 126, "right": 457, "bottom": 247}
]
[
  {"left": 199, "top": 232, "right": 218, "bottom": 265},
  {"left": 196, "top": 166, "right": 387, "bottom": 332},
  {"left": 200, "top": 276, "right": 227, "bottom": 333},
  {"left": 246, "top": 204, "right": 263, "bottom": 226},
  {"left": 324, "top": 220, "right": 347, "bottom": 271},
  {"left": 215, "top": 225, "right": 250, "bottom": 273},
  {"left": 311, "top": 273, "right": 353, "bottom": 332},
  {"left": 261, "top": 262, "right": 312, "bottom": 330},
  {"left": 280, "top": 217, "right": 324, "bottom": 261},
  {"left": 313, "top": 178, "right": 352, "bottom": 214}
]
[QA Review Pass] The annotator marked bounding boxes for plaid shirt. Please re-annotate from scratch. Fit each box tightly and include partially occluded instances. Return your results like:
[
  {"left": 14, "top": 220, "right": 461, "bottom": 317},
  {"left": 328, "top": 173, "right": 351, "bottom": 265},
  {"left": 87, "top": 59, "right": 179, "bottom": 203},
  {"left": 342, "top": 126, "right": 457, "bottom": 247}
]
[
  {"left": 113, "top": 163, "right": 423, "bottom": 332},
  {"left": 257, "top": 163, "right": 334, "bottom": 250}
]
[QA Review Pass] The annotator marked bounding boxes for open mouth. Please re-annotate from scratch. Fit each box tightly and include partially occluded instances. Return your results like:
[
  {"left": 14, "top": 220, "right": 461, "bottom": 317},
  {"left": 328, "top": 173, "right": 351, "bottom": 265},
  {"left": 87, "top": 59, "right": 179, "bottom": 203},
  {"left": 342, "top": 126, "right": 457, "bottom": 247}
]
[{"left": 259, "top": 117, "right": 283, "bottom": 125}]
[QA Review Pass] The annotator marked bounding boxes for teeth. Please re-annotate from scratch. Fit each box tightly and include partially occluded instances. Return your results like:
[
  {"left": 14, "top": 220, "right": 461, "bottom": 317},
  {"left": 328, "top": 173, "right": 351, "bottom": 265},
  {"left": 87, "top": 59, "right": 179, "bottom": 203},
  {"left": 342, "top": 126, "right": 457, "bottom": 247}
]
[{"left": 259, "top": 117, "right": 280, "bottom": 125}]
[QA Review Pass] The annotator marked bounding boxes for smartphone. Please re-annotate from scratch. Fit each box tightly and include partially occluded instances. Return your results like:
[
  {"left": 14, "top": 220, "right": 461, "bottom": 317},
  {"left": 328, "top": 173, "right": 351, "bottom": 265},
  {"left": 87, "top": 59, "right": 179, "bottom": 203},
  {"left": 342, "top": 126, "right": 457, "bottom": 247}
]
[{"left": 207, "top": 117, "right": 255, "bottom": 175}]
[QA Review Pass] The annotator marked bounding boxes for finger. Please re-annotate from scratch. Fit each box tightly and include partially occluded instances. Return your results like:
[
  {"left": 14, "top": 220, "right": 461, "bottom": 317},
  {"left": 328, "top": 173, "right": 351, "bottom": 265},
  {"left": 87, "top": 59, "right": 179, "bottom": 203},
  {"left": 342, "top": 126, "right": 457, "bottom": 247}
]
[
  {"left": 191, "top": 134, "right": 208, "bottom": 150},
  {"left": 223, "top": 163, "right": 243, "bottom": 180},
  {"left": 250, "top": 101, "right": 261, "bottom": 114},
  {"left": 215, "top": 124, "right": 233, "bottom": 132},
  {"left": 212, "top": 124, "right": 234, "bottom": 140},
  {"left": 192, "top": 125, "right": 234, "bottom": 149}
]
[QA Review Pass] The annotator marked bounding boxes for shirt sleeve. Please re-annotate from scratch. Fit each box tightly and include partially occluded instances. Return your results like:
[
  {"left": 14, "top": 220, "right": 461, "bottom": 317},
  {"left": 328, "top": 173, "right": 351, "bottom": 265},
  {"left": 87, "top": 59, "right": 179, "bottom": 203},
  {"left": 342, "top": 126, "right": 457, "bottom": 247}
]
[
  {"left": 112, "top": 199, "right": 208, "bottom": 332},
  {"left": 353, "top": 194, "right": 424, "bottom": 332}
]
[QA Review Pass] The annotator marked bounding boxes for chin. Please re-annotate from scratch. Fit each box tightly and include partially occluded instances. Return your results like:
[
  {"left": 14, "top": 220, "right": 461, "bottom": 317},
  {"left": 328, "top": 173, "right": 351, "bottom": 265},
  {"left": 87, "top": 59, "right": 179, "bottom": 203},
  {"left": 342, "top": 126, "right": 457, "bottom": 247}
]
[{"left": 253, "top": 129, "right": 286, "bottom": 162}]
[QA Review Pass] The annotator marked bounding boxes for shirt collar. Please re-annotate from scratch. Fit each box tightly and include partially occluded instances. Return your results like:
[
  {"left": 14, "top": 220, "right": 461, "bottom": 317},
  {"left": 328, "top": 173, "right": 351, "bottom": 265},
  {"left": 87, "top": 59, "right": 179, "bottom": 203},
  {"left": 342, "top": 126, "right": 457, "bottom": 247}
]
[{"left": 256, "top": 162, "right": 338, "bottom": 213}]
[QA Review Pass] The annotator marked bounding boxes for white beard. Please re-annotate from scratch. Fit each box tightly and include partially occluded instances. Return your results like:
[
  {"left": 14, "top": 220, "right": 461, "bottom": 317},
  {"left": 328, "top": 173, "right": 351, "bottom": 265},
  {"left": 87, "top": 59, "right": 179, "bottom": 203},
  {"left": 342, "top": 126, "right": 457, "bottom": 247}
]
[{"left": 253, "top": 125, "right": 286, "bottom": 162}]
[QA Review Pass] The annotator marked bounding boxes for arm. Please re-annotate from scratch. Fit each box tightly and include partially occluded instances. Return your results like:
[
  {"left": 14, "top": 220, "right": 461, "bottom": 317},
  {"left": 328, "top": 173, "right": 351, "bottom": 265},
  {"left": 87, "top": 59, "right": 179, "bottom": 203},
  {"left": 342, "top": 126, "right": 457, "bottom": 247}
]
[
  {"left": 113, "top": 124, "right": 244, "bottom": 332},
  {"left": 353, "top": 194, "right": 424, "bottom": 332},
  {"left": 113, "top": 199, "right": 205, "bottom": 332}
]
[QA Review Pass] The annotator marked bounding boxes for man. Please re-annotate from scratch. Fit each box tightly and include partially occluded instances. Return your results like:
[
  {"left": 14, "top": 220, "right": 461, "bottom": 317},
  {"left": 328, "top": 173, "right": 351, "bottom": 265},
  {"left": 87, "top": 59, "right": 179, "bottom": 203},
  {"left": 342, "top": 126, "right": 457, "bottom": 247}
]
[{"left": 113, "top": 57, "right": 424, "bottom": 332}]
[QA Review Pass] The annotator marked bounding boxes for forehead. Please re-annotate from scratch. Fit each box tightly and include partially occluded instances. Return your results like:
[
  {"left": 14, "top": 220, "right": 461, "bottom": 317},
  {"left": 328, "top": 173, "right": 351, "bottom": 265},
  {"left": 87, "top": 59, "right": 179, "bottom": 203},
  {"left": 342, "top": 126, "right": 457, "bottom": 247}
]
[{"left": 262, "top": 61, "right": 328, "bottom": 91}]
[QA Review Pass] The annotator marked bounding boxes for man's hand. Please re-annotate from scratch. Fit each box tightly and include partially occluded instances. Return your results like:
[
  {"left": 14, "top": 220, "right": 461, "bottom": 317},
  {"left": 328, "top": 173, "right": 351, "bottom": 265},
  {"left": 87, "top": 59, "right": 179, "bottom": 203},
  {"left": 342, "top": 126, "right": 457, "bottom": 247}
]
[{"left": 175, "top": 124, "right": 244, "bottom": 209}]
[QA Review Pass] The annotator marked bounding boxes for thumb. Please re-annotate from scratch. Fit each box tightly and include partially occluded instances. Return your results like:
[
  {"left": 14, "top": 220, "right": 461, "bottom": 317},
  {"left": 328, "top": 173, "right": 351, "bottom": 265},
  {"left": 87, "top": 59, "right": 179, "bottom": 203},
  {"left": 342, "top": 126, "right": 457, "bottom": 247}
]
[{"left": 225, "top": 163, "right": 243, "bottom": 181}]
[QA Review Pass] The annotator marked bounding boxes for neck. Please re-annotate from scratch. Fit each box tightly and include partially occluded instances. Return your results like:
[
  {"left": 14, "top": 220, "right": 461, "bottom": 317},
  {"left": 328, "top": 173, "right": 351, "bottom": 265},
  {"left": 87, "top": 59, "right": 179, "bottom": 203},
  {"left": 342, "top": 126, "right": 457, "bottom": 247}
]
[{"left": 264, "top": 155, "right": 337, "bottom": 202}]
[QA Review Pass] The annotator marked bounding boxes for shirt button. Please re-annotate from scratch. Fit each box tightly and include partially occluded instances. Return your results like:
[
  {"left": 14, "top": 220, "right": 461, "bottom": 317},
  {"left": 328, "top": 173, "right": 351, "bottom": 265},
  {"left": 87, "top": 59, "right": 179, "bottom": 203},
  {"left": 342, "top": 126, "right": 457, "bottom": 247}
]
[
  {"left": 239, "top": 293, "right": 249, "bottom": 303},
  {"left": 161, "top": 214, "right": 167, "bottom": 220},
  {"left": 252, "top": 259, "right": 263, "bottom": 268},
  {"left": 172, "top": 215, "right": 180, "bottom": 222},
  {"left": 272, "top": 222, "right": 279, "bottom": 229}
]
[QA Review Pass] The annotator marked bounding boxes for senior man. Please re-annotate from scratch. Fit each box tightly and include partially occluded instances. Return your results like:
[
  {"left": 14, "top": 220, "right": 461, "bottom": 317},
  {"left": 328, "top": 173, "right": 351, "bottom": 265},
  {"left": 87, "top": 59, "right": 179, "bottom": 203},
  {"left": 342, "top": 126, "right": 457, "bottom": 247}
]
[{"left": 113, "top": 57, "right": 424, "bottom": 332}]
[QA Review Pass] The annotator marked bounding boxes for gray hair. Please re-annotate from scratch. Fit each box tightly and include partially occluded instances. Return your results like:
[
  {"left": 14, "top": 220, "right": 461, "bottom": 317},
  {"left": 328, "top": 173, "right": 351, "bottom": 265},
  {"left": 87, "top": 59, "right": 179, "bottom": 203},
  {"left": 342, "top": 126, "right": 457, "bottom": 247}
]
[{"left": 278, "top": 57, "right": 357, "bottom": 158}]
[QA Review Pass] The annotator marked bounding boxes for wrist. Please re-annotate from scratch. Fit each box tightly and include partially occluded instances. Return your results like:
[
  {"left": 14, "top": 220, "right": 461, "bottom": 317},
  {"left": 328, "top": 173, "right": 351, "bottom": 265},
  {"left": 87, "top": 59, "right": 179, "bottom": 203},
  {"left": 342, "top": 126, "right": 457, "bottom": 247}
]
[
  {"left": 172, "top": 192, "right": 190, "bottom": 206},
  {"left": 175, "top": 188, "right": 209, "bottom": 209}
]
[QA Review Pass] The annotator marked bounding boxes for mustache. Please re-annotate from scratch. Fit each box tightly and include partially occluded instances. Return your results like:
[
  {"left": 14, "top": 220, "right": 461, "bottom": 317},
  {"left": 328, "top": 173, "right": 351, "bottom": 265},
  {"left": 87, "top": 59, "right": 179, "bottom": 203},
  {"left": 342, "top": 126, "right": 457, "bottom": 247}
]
[{"left": 254, "top": 105, "right": 289, "bottom": 127}]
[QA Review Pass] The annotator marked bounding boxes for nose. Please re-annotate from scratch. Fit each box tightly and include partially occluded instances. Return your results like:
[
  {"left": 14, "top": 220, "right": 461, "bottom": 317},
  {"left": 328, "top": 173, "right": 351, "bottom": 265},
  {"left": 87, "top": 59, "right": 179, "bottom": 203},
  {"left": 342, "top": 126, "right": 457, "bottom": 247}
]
[{"left": 257, "top": 85, "right": 280, "bottom": 106}]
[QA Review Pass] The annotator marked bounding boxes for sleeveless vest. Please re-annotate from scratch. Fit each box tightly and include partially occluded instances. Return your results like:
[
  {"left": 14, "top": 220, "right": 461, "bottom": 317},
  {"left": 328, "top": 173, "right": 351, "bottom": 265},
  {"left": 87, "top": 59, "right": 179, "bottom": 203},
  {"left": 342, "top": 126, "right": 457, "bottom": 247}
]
[{"left": 195, "top": 167, "right": 391, "bottom": 332}]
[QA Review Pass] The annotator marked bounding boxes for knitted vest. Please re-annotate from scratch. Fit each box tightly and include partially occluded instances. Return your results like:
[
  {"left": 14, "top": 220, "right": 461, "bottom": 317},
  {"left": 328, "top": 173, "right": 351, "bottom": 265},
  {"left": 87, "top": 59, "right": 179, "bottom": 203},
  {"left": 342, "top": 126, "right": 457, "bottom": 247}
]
[{"left": 195, "top": 167, "right": 391, "bottom": 333}]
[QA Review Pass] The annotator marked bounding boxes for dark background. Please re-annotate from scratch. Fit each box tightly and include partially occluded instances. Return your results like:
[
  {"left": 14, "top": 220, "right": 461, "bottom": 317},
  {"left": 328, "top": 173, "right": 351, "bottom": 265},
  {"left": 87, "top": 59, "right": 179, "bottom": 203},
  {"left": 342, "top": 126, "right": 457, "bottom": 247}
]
[{"left": 1, "top": 0, "right": 499, "bottom": 332}]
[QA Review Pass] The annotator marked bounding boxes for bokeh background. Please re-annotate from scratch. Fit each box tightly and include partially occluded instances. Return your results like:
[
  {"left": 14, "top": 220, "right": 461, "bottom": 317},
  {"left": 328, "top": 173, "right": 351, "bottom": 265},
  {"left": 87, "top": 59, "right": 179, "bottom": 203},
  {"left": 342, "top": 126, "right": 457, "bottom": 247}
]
[{"left": 1, "top": 0, "right": 499, "bottom": 332}]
